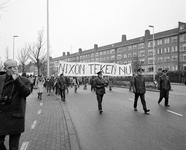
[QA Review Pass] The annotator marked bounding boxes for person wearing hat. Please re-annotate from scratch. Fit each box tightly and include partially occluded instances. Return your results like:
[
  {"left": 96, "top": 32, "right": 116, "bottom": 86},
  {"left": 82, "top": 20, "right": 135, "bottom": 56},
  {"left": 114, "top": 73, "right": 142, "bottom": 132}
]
[
  {"left": 93, "top": 70, "right": 108, "bottom": 114},
  {"left": 57, "top": 73, "right": 67, "bottom": 101},
  {"left": 133, "top": 68, "right": 150, "bottom": 114},
  {"left": 158, "top": 69, "right": 171, "bottom": 107}
]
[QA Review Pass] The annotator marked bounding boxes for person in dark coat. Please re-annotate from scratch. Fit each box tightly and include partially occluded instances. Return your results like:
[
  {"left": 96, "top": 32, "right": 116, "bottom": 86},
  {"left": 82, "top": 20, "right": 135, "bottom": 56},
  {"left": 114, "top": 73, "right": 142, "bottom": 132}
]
[
  {"left": 158, "top": 69, "right": 171, "bottom": 107},
  {"left": 58, "top": 73, "right": 66, "bottom": 101},
  {"left": 0, "top": 59, "right": 31, "bottom": 150},
  {"left": 133, "top": 68, "right": 150, "bottom": 114},
  {"left": 94, "top": 71, "right": 108, "bottom": 114}
]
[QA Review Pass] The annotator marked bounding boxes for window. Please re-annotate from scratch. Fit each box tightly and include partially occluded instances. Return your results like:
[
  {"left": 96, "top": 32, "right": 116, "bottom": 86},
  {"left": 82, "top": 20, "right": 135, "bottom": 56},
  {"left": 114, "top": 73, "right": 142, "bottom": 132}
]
[
  {"left": 133, "top": 45, "right": 138, "bottom": 50},
  {"left": 91, "top": 58, "right": 94, "bottom": 62},
  {"left": 91, "top": 53, "right": 94, "bottom": 57},
  {"left": 133, "top": 53, "right": 137, "bottom": 57},
  {"left": 123, "top": 54, "right": 127, "bottom": 58},
  {"left": 171, "top": 36, "right": 177, "bottom": 43},
  {"left": 180, "top": 54, "right": 186, "bottom": 61},
  {"left": 117, "top": 54, "right": 122, "bottom": 60},
  {"left": 148, "top": 50, "right": 153, "bottom": 56},
  {"left": 128, "top": 53, "right": 132, "bottom": 58},
  {"left": 128, "top": 46, "right": 132, "bottom": 51},
  {"left": 171, "top": 46, "right": 178, "bottom": 52},
  {"left": 123, "top": 61, "right": 127, "bottom": 64},
  {"left": 111, "top": 55, "right": 115, "bottom": 60},
  {"left": 157, "top": 49, "right": 163, "bottom": 54},
  {"left": 157, "top": 57, "right": 163, "bottom": 63},
  {"left": 172, "top": 55, "right": 178, "bottom": 61},
  {"left": 157, "top": 39, "right": 162, "bottom": 45},
  {"left": 147, "top": 67, "right": 153, "bottom": 72},
  {"left": 107, "top": 57, "right": 110, "bottom": 60},
  {"left": 128, "top": 60, "right": 132, "bottom": 64},
  {"left": 138, "top": 51, "right": 145, "bottom": 57},
  {"left": 148, "top": 41, "right": 153, "bottom": 48},
  {"left": 172, "top": 65, "right": 178, "bottom": 71},
  {"left": 95, "top": 52, "right": 99, "bottom": 57},
  {"left": 123, "top": 47, "right": 127, "bottom": 51},
  {"left": 107, "top": 50, "right": 110, "bottom": 54},
  {"left": 180, "top": 44, "right": 186, "bottom": 51},
  {"left": 164, "top": 47, "right": 170, "bottom": 53},
  {"left": 95, "top": 58, "right": 99, "bottom": 62},
  {"left": 180, "top": 34, "right": 186, "bottom": 42},
  {"left": 164, "top": 66, "right": 170, "bottom": 71},
  {"left": 148, "top": 58, "right": 153, "bottom": 64},
  {"left": 117, "top": 47, "right": 124, "bottom": 53},
  {"left": 164, "top": 38, "right": 170, "bottom": 44},
  {"left": 139, "top": 58, "right": 145, "bottom": 65},
  {"left": 164, "top": 56, "right": 170, "bottom": 62},
  {"left": 110, "top": 49, "right": 115, "bottom": 54},
  {"left": 100, "top": 52, "right": 103, "bottom": 55},
  {"left": 138, "top": 43, "right": 145, "bottom": 49}
]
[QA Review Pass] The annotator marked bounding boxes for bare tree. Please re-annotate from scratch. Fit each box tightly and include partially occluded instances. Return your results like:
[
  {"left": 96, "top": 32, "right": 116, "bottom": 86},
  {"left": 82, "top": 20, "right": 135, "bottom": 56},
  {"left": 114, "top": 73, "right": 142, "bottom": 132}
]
[
  {"left": 5, "top": 46, "right": 10, "bottom": 60},
  {"left": 17, "top": 44, "right": 30, "bottom": 73},
  {"left": 28, "top": 29, "right": 47, "bottom": 75}
]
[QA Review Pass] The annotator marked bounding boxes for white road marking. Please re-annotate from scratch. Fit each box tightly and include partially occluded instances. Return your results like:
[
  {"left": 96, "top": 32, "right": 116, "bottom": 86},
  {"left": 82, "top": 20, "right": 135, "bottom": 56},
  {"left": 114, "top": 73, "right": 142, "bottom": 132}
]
[
  {"left": 40, "top": 102, "right": 43, "bottom": 106},
  {"left": 31, "top": 120, "right": 37, "bottom": 129},
  {"left": 129, "top": 98, "right": 134, "bottom": 101},
  {"left": 167, "top": 110, "right": 183, "bottom": 117},
  {"left": 37, "top": 109, "right": 41, "bottom": 115},
  {"left": 20, "top": 141, "right": 29, "bottom": 150}
]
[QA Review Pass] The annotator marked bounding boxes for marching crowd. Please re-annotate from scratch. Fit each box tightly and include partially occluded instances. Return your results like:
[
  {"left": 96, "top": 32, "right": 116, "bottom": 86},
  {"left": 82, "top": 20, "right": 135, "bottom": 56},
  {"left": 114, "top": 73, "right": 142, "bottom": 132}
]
[{"left": 0, "top": 59, "right": 172, "bottom": 150}]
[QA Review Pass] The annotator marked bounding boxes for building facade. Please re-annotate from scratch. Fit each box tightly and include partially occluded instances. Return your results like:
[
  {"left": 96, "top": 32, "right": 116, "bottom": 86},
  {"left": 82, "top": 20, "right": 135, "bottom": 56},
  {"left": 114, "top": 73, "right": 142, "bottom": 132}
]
[{"left": 51, "top": 22, "right": 186, "bottom": 75}]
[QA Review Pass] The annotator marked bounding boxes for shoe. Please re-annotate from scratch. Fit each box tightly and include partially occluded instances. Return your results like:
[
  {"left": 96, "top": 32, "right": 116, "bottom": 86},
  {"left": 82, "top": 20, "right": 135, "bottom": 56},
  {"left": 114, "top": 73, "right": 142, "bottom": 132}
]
[
  {"left": 165, "top": 105, "right": 170, "bottom": 107},
  {"left": 134, "top": 108, "right": 138, "bottom": 111},
  {"left": 99, "top": 110, "right": 103, "bottom": 114},
  {"left": 144, "top": 109, "right": 150, "bottom": 114}
]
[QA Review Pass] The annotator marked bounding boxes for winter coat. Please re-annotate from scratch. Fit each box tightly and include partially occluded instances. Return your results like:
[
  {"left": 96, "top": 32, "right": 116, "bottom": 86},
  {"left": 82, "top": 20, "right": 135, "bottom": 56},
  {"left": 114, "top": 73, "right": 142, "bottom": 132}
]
[
  {"left": 94, "top": 77, "right": 108, "bottom": 95},
  {"left": 158, "top": 75, "right": 171, "bottom": 91},
  {"left": 0, "top": 74, "right": 31, "bottom": 135},
  {"left": 58, "top": 77, "right": 66, "bottom": 89},
  {"left": 133, "top": 74, "right": 146, "bottom": 94}
]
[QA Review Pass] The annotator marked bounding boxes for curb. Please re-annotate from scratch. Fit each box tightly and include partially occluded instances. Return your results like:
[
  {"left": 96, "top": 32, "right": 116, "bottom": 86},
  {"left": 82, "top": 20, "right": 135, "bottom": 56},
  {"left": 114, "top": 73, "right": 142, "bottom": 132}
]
[{"left": 53, "top": 93, "right": 81, "bottom": 150}]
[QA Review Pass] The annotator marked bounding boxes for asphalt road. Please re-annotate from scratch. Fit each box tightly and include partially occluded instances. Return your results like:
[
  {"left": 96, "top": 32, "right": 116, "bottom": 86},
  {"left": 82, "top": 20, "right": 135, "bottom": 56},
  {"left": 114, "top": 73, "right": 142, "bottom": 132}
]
[{"left": 64, "top": 85, "right": 186, "bottom": 150}]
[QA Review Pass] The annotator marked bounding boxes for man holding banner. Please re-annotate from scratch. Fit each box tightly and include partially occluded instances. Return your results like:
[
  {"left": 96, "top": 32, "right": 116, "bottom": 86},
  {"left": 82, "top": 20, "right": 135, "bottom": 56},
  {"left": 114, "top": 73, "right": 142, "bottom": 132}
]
[{"left": 94, "top": 70, "right": 108, "bottom": 114}]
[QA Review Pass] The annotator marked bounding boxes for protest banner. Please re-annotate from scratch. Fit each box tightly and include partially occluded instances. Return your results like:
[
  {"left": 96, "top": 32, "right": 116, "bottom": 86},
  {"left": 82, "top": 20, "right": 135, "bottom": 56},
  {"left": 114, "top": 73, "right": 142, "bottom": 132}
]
[{"left": 58, "top": 61, "right": 132, "bottom": 77}]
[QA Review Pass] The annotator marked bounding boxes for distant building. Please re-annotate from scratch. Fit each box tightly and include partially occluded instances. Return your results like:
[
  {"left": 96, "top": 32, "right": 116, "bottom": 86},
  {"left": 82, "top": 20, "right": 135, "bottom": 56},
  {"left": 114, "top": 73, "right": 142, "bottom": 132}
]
[{"left": 51, "top": 21, "right": 186, "bottom": 75}]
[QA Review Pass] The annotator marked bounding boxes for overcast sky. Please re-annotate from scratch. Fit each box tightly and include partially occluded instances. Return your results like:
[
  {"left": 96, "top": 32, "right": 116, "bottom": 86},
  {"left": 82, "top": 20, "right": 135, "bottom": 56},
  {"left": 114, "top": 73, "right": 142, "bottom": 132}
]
[{"left": 0, "top": 0, "right": 186, "bottom": 62}]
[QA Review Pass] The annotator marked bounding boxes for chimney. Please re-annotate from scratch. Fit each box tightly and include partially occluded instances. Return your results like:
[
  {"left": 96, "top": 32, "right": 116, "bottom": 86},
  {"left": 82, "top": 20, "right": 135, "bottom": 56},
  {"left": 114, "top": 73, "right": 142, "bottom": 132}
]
[
  {"left": 121, "top": 34, "right": 127, "bottom": 42},
  {"left": 63, "top": 52, "right": 65, "bottom": 56},
  {"left": 79, "top": 48, "right": 82, "bottom": 54},
  {"left": 94, "top": 44, "right": 98, "bottom": 51},
  {"left": 67, "top": 52, "right": 70, "bottom": 56},
  {"left": 145, "top": 30, "right": 150, "bottom": 39}
]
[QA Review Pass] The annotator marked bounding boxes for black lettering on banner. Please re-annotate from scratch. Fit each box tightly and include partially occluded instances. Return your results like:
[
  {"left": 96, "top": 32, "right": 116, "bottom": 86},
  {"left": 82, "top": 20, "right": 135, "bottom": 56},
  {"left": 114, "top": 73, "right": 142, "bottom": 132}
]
[
  {"left": 74, "top": 64, "right": 78, "bottom": 75},
  {"left": 79, "top": 64, "right": 85, "bottom": 75},
  {"left": 58, "top": 63, "right": 66, "bottom": 74},
  {"left": 68, "top": 64, "right": 75, "bottom": 74},
  {"left": 94, "top": 64, "right": 100, "bottom": 74},
  {"left": 65, "top": 63, "right": 68, "bottom": 74},
  {"left": 105, "top": 65, "right": 111, "bottom": 74},
  {"left": 100, "top": 65, "right": 106, "bottom": 73},
  {"left": 88, "top": 64, "right": 94, "bottom": 74},
  {"left": 118, "top": 66, "right": 127, "bottom": 75},
  {"left": 110, "top": 64, "right": 117, "bottom": 75}
]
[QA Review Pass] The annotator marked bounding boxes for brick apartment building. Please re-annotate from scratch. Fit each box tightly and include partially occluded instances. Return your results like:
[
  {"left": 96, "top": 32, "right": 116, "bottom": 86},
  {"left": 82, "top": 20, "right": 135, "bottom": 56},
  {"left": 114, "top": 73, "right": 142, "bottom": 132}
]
[{"left": 51, "top": 21, "right": 186, "bottom": 76}]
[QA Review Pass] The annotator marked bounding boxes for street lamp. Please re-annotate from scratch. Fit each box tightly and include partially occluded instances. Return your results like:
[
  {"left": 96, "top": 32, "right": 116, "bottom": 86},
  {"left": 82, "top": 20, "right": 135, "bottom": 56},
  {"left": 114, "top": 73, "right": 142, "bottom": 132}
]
[
  {"left": 149, "top": 25, "right": 155, "bottom": 81},
  {"left": 47, "top": 0, "right": 50, "bottom": 78},
  {"left": 13, "top": 35, "right": 18, "bottom": 60}
]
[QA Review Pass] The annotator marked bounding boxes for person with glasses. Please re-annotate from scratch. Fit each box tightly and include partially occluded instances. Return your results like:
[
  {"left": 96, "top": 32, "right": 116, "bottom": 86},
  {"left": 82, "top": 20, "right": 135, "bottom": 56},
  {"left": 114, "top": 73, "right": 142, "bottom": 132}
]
[{"left": 0, "top": 59, "right": 31, "bottom": 150}]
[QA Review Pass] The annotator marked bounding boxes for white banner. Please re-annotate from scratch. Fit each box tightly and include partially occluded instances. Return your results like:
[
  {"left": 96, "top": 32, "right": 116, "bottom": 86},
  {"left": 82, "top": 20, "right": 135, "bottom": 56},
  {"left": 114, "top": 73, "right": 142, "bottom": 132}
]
[{"left": 58, "top": 61, "right": 132, "bottom": 77}]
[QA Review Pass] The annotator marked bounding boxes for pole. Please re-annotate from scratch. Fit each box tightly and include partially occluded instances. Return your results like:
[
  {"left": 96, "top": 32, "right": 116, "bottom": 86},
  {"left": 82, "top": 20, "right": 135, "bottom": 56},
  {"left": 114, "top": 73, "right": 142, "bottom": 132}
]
[
  {"left": 13, "top": 35, "right": 18, "bottom": 60},
  {"left": 149, "top": 25, "right": 155, "bottom": 81},
  {"left": 152, "top": 27, "right": 155, "bottom": 81},
  {"left": 47, "top": 0, "right": 50, "bottom": 78}
]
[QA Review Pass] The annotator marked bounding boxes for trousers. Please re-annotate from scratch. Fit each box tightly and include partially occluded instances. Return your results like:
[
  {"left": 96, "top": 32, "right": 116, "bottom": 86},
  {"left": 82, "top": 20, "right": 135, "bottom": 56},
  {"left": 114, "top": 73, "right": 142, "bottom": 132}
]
[
  {"left": 96, "top": 94, "right": 104, "bottom": 110},
  {"left": 0, "top": 133, "right": 21, "bottom": 150},
  {"left": 133, "top": 93, "right": 147, "bottom": 111},
  {"left": 158, "top": 89, "right": 169, "bottom": 105}
]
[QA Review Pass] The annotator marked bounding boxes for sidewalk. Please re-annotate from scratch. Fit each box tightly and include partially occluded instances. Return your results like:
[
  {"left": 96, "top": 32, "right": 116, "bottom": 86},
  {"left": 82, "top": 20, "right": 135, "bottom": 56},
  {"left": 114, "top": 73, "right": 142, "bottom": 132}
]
[{"left": 16, "top": 90, "right": 80, "bottom": 150}]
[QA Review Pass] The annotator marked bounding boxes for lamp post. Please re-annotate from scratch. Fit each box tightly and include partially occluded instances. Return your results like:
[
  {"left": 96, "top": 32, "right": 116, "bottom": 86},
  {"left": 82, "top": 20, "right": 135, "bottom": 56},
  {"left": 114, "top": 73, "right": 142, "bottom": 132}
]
[
  {"left": 47, "top": 0, "right": 50, "bottom": 78},
  {"left": 13, "top": 35, "right": 18, "bottom": 60},
  {"left": 149, "top": 25, "right": 155, "bottom": 81}
]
